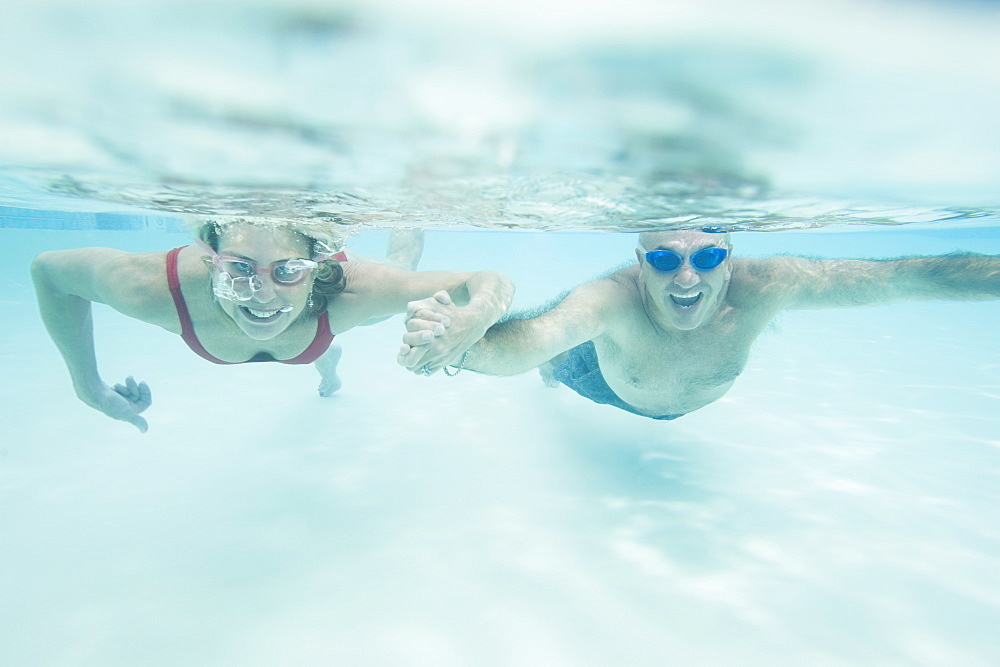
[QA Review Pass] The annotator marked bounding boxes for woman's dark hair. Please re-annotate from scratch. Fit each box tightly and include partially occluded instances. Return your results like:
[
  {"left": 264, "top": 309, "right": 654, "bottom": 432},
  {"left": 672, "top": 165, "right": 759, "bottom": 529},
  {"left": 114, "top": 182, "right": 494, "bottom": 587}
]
[{"left": 197, "top": 220, "right": 346, "bottom": 317}]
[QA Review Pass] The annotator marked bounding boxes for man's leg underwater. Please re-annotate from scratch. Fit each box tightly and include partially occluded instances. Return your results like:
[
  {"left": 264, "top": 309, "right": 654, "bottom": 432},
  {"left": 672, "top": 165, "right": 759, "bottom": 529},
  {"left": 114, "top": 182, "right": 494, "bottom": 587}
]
[{"left": 383, "top": 228, "right": 424, "bottom": 270}]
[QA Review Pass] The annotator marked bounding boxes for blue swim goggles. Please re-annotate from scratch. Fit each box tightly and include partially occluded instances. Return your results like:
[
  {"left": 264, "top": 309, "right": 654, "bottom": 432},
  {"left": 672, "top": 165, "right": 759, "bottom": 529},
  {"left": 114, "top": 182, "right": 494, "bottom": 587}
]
[{"left": 644, "top": 247, "right": 729, "bottom": 272}]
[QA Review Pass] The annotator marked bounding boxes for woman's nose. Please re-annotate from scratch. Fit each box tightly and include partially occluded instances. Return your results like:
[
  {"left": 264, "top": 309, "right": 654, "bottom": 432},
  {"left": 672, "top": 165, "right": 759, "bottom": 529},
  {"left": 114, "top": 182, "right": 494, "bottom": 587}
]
[{"left": 254, "top": 275, "right": 277, "bottom": 299}]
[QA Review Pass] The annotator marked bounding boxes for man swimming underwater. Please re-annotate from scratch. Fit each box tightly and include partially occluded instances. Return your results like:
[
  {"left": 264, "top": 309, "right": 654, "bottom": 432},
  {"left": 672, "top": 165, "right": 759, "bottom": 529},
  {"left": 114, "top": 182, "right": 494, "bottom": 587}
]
[{"left": 399, "top": 228, "right": 1000, "bottom": 419}]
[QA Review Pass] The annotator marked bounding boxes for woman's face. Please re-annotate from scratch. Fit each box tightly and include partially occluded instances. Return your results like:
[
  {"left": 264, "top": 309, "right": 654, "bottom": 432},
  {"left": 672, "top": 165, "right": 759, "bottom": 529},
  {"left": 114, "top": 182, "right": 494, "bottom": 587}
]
[{"left": 211, "top": 225, "right": 315, "bottom": 341}]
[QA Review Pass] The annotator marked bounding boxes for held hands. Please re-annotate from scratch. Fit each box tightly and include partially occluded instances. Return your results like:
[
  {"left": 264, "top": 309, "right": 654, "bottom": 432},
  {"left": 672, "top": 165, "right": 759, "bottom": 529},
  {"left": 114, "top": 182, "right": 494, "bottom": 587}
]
[
  {"left": 81, "top": 376, "right": 152, "bottom": 433},
  {"left": 397, "top": 290, "right": 476, "bottom": 375}
]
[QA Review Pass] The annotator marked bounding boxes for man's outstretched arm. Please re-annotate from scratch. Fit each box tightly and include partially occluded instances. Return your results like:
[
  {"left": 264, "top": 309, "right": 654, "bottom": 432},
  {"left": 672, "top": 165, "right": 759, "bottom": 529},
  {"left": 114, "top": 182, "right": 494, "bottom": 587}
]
[
  {"left": 758, "top": 253, "right": 1000, "bottom": 310},
  {"left": 400, "top": 279, "right": 618, "bottom": 376},
  {"left": 350, "top": 260, "right": 514, "bottom": 374}
]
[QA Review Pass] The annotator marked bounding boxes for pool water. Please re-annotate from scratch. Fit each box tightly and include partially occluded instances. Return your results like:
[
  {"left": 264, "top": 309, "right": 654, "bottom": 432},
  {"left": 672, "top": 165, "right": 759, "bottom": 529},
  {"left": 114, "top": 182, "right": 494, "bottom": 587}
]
[
  {"left": 2, "top": 0, "right": 1000, "bottom": 663},
  {"left": 1, "top": 223, "right": 999, "bottom": 665}
]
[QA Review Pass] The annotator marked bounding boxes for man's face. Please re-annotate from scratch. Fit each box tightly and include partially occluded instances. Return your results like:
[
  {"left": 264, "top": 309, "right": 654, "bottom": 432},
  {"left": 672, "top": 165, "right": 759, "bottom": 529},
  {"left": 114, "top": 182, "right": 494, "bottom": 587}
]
[{"left": 636, "top": 231, "right": 732, "bottom": 331}]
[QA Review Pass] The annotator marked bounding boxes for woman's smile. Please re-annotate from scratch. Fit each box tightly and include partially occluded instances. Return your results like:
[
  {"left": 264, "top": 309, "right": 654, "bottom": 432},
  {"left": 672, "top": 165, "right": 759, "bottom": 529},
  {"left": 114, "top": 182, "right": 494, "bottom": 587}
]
[{"left": 239, "top": 304, "right": 293, "bottom": 323}]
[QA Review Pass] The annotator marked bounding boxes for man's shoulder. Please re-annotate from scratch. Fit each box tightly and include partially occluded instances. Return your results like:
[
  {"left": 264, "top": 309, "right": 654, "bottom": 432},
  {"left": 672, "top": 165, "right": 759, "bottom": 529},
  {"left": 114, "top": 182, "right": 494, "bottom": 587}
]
[
  {"left": 732, "top": 256, "right": 801, "bottom": 280},
  {"left": 549, "top": 267, "right": 640, "bottom": 321},
  {"left": 592, "top": 262, "right": 640, "bottom": 289},
  {"left": 727, "top": 256, "right": 807, "bottom": 309},
  {"left": 575, "top": 265, "right": 639, "bottom": 299}
]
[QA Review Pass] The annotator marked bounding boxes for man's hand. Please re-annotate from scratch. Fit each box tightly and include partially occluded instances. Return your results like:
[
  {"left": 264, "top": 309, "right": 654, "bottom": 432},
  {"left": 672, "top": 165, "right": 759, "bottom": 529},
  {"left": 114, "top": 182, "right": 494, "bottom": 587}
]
[{"left": 83, "top": 376, "right": 152, "bottom": 433}]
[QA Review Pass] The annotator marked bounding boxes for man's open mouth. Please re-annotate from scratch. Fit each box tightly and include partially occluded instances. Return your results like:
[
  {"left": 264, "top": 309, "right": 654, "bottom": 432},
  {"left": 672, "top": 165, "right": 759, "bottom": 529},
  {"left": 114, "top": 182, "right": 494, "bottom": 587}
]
[
  {"left": 669, "top": 293, "right": 702, "bottom": 308},
  {"left": 241, "top": 306, "right": 283, "bottom": 322}
]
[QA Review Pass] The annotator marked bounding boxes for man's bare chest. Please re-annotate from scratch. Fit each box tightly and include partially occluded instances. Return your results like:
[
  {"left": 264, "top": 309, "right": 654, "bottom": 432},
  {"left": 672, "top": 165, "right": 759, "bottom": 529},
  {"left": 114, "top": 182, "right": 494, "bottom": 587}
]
[{"left": 600, "top": 314, "right": 762, "bottom": 394}]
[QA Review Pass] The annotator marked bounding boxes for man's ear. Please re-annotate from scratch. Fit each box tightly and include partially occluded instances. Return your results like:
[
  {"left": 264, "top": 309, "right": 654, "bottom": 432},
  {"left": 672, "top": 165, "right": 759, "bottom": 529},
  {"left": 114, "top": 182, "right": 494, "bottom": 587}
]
[{"left": 635, "top": 247, "right": 644, "bottom": 264}]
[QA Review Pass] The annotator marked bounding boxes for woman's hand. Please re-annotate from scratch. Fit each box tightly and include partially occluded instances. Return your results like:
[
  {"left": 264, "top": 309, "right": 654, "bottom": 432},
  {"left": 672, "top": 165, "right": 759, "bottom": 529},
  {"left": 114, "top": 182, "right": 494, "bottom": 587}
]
[
  {"left": 81, "top": 376, "right": 152, "bottom": 433},
  {"left": 398, "top": 291, "right": 480, "bottom": 375}
]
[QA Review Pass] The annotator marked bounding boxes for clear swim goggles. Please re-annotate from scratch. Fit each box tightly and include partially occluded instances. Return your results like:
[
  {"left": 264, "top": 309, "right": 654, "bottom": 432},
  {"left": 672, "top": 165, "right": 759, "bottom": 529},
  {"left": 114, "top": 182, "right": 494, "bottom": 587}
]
[
  {"left": 644, "top": 247, "right": 729, "bottom": 272},
  {"left": 197, "top": 239, "right": 333, "bottom": 302}
]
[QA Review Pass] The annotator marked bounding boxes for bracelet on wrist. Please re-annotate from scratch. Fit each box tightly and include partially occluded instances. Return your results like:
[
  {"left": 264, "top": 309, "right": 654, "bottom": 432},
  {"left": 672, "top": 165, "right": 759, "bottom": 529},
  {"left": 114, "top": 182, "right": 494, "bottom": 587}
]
[{"left": 443, "top": 349, "right": 470, "bottom": 377}]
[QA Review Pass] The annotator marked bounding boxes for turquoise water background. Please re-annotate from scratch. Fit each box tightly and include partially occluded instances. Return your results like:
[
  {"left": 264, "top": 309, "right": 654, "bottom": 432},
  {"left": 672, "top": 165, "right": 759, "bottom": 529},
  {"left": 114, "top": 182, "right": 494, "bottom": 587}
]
[
  {"left": 2, "top": 0, "right": 1000, "bottom": 663},
  {"left": 2, "top": 221, "right": 999, "bottom": 665}
]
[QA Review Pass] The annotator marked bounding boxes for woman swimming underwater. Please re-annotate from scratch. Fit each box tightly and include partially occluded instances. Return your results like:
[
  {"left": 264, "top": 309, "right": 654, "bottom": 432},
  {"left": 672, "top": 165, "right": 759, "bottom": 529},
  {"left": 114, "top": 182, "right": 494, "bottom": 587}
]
[{"left": 32, "top": 218, "right": 513, "bottom": 432}]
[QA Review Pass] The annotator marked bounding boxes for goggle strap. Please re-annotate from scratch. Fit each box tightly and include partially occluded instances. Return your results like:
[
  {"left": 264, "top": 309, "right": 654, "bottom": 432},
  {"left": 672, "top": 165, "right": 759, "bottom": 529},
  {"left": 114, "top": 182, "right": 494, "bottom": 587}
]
[{"left": 195, "top": 238, "right": 218, "bottom": 257}]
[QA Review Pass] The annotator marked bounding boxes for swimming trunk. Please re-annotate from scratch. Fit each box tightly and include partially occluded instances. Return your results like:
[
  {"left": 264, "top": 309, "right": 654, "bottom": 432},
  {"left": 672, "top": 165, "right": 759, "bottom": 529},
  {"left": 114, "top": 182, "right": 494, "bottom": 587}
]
[
  {"left": 551, "top": 340, "right": 685, "bottom": 420},
  {"left": 166, "top": 246, "right": 346, "bottom": 365}
]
